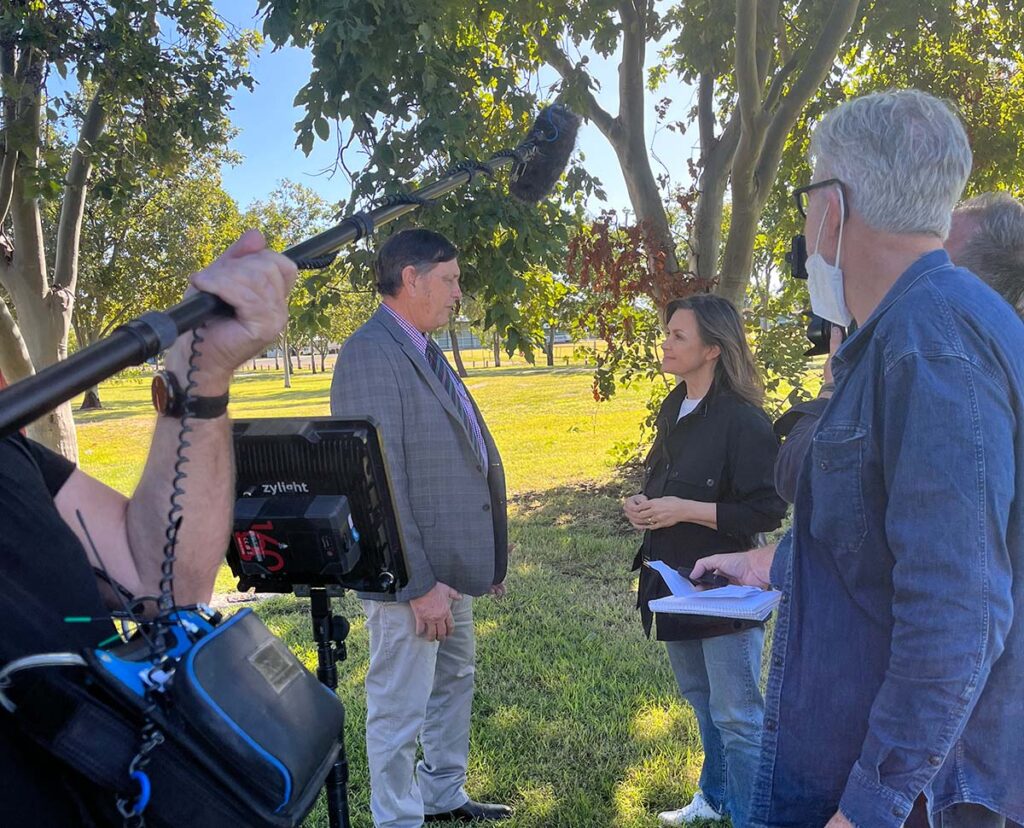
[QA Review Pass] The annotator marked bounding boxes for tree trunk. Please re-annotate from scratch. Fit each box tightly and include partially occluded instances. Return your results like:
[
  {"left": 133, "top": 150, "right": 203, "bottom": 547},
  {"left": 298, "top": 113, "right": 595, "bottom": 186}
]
[
  {"left": 79, "top": 386, "right": 103, "bottom": 410},
  {"left": 282, "top": 331, "right": 292, "bottom": 388},
  {"left": 717, "top": 189, "right": 767, "bottom": 306},
  {"left": 320, "top": 349, "right": 326, "bottom": 373},
  {"left": 448, "top": 319, "right": 468, "bottom": 378},
  {"left": 492, "top": 333, "right": 501, "bottom": 367},
  {"left": 3, "top": 224, "right": 80, "bottom": 457},
  {"left": 545, "top": 327, "right": 555, "bottom": 367}
]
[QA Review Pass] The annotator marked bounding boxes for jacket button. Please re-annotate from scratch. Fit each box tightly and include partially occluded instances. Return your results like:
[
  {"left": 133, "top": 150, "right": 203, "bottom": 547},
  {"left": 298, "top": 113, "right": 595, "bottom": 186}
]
[
  {"left": 764, "top": 718, "right": 776, "bottom": 732},
  {"left": 482, "top": 504, "right": 490, "bottom": 512},
  {"left": 819, "top": 461, "right": 829, "bottom": 470},
  {"left": 706, "top": 478, "right": 714, "bottom": 487},
  {"left": 928, "top": 755, "right": 942, "bottom": 767},
  {"left": 892, "top": 806, "right": 905, "bottom": 818},
  {"left": 773, "top": 655, "right": 783, "bottom": 667}
]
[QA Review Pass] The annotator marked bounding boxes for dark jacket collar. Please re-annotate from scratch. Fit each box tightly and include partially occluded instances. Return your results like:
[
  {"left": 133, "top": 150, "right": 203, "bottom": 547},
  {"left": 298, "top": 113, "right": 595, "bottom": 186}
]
[{"left": 658, "top": 374, "right": 724, "bottom": 432}]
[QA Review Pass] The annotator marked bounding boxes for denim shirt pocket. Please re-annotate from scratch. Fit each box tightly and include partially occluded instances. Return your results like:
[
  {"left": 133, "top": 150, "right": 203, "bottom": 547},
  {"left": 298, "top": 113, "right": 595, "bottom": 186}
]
[{"left": 809, "top": 423, "right": 868, "bottom": 554}]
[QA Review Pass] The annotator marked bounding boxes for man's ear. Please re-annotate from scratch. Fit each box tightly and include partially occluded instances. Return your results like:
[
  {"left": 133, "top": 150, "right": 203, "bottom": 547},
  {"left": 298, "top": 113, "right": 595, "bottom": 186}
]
[
  {"left": 400, "top": 264, "right": 419, "bottom": 294},
  {"left": 820, "top": 189, "right": 844, "bottom": 242}
]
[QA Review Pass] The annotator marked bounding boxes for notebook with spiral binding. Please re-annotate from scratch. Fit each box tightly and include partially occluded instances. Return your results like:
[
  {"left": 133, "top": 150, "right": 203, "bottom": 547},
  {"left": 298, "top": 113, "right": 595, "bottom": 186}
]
[{"left": 645, "top": 560, "right": 781, "bottom": 621}]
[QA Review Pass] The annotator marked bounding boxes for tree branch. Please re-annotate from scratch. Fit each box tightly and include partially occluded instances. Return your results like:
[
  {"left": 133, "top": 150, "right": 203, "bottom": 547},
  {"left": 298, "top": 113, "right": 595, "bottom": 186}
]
[
  {"left": 691, "top": 107, "right": 741, "bottom": 286},
  {"left": 698, "top": 72, "right": 716, "bottom": 151},
  {"left": 755, "top": 0, "right": 780, "bottom": 83},
  {"left": 762, "top": 54, "right": 799, "bottom": 113},
  {"left": 0, "top": 291, "right": 34, "bottom": 384},
  {"left": 53, "top": 86, "right": 107, "bottom": 292},
  {"left": 536, "top": 36, "right": 619, "bottom": 141},
  {"left": 776, "top": 3, "right": 792, "bottom": 64},
  {"left": 8, "top": 49, "right": 47, "bottom": 301},
  {"left": 0, "top": 41, "right": 18, "bottom": 228},
  {"left": 756, "top": 0, "right": 861, "bottom": 189},
  {"left": 735, "top": 0, "right": 762, "bottom": 129},
  {"left": 617, "top": 0, "right": 646, "bottom": 127}
]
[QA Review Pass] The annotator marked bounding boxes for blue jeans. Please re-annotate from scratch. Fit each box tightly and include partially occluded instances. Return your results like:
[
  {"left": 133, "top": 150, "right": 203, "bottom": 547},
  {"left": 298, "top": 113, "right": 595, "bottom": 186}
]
[{"left": 666, "top": 626, "right": 765, "bottom": 828}]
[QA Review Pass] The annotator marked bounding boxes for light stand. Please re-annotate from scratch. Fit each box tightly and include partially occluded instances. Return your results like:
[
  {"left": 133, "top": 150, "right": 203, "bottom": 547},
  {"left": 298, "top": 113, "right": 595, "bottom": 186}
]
[{"left": 305, "top": 586, "right": 352, "bottom": 828}]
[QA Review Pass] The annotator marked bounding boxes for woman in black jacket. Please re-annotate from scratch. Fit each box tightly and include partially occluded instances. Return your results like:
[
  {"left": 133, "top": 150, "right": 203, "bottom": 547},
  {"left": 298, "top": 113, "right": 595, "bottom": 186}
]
[{"left": 624, "top": 294, "right": 786, "bottom": 827}]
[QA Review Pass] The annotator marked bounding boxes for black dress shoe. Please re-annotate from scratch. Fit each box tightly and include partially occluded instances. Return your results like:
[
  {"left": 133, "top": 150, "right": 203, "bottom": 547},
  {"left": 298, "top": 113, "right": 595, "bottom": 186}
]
[{"left": 425, "top": 799, "right": 513, "bottom": 822}]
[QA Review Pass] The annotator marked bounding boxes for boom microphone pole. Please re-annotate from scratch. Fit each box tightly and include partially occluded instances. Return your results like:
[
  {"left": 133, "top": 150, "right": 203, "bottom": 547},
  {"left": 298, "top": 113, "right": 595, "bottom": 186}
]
[{"left": 0, "top": 105, "right": 580, "bottom": 440}]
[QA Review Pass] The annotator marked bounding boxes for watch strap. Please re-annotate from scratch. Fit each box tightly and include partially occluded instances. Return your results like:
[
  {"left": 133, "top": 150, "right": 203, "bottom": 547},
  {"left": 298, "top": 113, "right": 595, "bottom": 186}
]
[
  {"left": 181, "top": 390, "right": 230, "bottom": 419},
  {"left": 156, "top": 370, "right": 229, "bottom": 419}
]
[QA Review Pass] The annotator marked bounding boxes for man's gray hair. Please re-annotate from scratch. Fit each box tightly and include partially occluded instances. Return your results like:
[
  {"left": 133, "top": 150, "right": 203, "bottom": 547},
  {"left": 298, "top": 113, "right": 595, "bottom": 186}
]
[
  {"left": 809, "top": 89, "right": 973, "bottom": 238},
  {"left": 955, "top": 192, "right": 1024, "bottom": 318}
]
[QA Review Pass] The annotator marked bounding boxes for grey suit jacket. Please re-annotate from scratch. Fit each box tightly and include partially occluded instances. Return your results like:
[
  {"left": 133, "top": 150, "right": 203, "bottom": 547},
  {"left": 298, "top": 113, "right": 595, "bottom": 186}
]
[{"left": 330, "top": 307, "right": 508, "bottom": 601}]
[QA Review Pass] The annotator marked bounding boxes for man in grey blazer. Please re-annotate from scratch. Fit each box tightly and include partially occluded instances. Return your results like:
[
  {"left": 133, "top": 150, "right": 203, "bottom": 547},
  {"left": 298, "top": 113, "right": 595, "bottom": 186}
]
[{"left": 330, "top": 229, "right": 510, "bottom": 827}]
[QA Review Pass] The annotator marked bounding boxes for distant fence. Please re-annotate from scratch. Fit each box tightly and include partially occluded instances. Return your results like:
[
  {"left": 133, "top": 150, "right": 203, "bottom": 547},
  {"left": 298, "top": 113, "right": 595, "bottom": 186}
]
[{"left": 243, "top": 340, "right": 604, "bottom": 374}]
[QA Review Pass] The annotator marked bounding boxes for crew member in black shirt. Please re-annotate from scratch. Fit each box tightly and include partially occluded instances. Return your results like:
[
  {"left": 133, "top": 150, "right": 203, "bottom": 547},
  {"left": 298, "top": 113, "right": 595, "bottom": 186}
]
[{"left": 0, "top": 230, "right": 297, "bottom": 825}]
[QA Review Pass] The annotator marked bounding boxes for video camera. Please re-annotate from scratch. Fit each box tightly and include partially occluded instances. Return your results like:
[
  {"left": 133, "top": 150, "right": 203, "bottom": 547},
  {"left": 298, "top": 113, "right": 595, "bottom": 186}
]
[{"left": 784, "top": 234, "right": 848, "bottom": 357}]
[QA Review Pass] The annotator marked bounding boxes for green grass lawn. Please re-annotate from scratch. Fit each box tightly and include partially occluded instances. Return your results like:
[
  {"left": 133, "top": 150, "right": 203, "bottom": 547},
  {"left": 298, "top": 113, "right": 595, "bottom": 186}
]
[{"left": 74, "top": 366, "right": 737, "bottom": 827}]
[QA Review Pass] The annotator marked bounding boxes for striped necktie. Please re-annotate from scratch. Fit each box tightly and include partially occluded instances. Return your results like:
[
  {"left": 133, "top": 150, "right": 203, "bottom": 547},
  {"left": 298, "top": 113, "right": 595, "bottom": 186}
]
[{"left": 424, "top": 340, "right": 486, "bottom": 467}]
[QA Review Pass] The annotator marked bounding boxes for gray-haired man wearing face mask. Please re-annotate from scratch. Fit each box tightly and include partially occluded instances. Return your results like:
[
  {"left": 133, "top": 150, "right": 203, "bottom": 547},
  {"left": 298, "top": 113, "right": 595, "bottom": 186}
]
[{"left": 693, "top": 90, "right": 1024, "bottom": 828}]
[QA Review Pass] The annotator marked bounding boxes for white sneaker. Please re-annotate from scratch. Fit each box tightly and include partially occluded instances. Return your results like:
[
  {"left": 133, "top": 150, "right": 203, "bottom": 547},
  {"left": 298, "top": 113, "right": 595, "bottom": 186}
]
[{"left": 657, "top": 791, "right": 726, "bottom": 825}]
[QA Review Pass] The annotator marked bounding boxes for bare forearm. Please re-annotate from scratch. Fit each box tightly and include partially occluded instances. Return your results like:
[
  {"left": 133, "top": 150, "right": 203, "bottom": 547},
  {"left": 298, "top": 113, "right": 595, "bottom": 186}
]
[
  {"left": 127, "top": 341, "right": 235, "bottom": 604},
  {"left": 126, "top": 412, "right": 233, "bottom": 604}
]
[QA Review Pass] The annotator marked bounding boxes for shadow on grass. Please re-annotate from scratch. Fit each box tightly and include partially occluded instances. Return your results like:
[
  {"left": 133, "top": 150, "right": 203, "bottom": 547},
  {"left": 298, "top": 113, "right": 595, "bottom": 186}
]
[{"left": 250, "top": 479, "right": 716, "bottom": 828}]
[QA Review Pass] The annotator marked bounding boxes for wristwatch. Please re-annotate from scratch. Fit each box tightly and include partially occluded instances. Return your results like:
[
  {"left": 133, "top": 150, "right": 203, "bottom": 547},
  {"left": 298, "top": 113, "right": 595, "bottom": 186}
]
[{"left": 151, "top": 370, "right": 230, "bottom": 419}]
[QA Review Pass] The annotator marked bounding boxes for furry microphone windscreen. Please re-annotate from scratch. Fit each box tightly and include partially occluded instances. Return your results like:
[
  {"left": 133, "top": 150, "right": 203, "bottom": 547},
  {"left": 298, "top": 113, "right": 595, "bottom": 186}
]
[{"left": 509, "top": 104, "right": 581, "bottom": 203}]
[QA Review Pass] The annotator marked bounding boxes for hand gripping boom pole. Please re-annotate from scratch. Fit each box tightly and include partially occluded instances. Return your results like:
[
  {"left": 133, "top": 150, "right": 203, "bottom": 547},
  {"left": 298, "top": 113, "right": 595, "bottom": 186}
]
[{"left": 0, "top": 105, "right": 579, "bottom": 439}]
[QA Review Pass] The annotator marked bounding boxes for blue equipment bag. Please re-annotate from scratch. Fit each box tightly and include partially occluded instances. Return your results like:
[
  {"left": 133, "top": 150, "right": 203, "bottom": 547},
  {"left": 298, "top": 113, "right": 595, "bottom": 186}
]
[{"left": 1, "top": 607, "right": 344, "bottom": 827}]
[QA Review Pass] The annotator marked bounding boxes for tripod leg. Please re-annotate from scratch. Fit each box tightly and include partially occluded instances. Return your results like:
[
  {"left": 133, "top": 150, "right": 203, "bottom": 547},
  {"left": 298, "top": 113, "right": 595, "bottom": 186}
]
[
  {"left": 308, "top": 588, "right": 351, "bottom": 828},
  {"left": 325, "top": 734, "right": 350, "bottom": 828}
]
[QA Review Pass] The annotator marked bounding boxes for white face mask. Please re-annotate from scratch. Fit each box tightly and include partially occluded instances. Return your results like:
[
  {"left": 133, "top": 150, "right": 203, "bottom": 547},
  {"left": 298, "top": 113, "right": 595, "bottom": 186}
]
[{"left": 806, "top": 190, "right": 853, "bottom": 327}]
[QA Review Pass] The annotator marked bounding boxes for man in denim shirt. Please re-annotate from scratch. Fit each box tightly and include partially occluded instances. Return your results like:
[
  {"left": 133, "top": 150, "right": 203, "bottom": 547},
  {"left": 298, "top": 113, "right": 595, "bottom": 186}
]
[{"left": 693, "top": 89, "right": 1024, "bottom": 828}]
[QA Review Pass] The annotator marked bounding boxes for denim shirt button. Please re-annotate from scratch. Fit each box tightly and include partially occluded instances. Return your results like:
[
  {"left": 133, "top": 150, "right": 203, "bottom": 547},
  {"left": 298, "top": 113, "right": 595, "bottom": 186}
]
[
  {"left": 773, "top": 655, "right": 783, "bottom": 667},
  {"left": 928, "top": 755, "right": 942, "bottom": 767},
  {"left": 765, "top": 718, "right": 777, "bottom": 732},
  {"left": 819, "top": 461, "right": 829, "bottom": 470},
  {"left": 780, "top": 593, "right": 789, "bottom": 604},
  {"left": 892, "top": 806, "right": 905, "bottom": 818}
]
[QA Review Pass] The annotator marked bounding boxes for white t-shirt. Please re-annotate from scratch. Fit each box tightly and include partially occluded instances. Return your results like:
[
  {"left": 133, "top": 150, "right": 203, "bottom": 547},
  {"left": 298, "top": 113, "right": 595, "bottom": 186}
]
[{"left": 677, "top": 395, "right": 704, "bottom": 422}]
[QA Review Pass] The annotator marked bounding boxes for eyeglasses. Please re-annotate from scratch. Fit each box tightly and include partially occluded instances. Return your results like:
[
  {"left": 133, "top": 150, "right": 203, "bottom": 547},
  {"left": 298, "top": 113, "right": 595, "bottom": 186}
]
[{"left": 792, "top": 178, "right": 849, "bottom": 219}]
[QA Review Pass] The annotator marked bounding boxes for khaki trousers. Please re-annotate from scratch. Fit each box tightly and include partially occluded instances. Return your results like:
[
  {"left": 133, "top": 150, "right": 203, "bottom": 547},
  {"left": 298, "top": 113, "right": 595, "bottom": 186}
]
[{"left": 361, "top": 597, "right": 475, "bottom": 828}]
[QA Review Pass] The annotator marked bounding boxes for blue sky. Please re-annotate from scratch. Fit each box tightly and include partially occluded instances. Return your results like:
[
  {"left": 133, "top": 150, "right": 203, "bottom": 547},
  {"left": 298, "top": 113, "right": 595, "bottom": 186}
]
[{"left": 215, "top": 3, "right": 699, "bottom": 216}]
